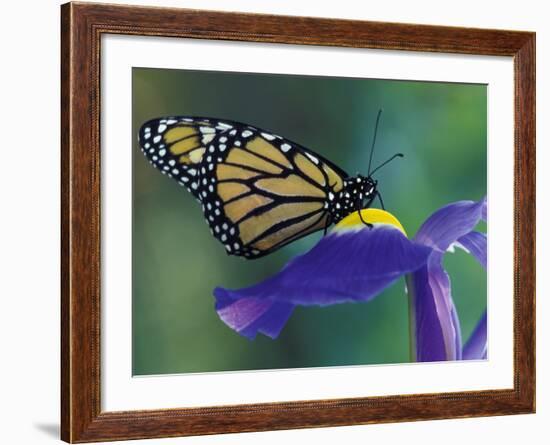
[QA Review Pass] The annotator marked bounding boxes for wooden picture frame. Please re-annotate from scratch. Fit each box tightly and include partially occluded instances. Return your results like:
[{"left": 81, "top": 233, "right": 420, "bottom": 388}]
[{"left": 61, "top": 2, "right": 535, "bottom": 442}]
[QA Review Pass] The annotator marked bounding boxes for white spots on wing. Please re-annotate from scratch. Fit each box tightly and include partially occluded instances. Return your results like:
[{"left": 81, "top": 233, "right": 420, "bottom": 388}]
[
  {"left": 152, "top": 156, "right": 158, "bottom": 161},
  {"left": 221, "top": 234, "right": 227, "bottom": 242},
  {"left": 158, "top": 148, "right": 166, "bottom": 157},
  {"left": 157, "top": 124, "right": 167, "bottom": 133},
  {"left": 305, "top": 152, "right": 319, "bottom": 164},
  {"left": 144, "top": 143, "right": 150, "bottom": 149},
  {"left": 241, "top": 130, "right": 253, "bottom": 138},
  {"left": 168, "top": 159, "right": 176, "bottom": 166},
  {"left": 166, "top": 119, "right": 177, "bottom": 125},
  {"left": 219, "top": 136, "right": 227, "bottom": 143},
  {"left": 153, "top": 135, "right": 162, "bottom": 143},
  {"left": 172, "top": 169, "right": 179, "bottom": 175},
  {"left": 208, "top": 145, "right": 215, "bottom": 153},
  {"left": 188, "top": 168, "right": 197, "bottom": 176},
  {"left": 261, "top": 132, "right": 275, "bottom": 141},
  {"left": 183, "top": 118, "right": 193, "bottom": 122},
  {"left": 208, "top": 185, "right": 214, "bottom": 192},
  {"left": 202, "top": 134, "right": 215, "bottom": 144},
  {"left": 222, "top": 223, "right": 228, "bottom": 230},
  {"left": 143, "top": 132, "right": 151, "bottom": 140},
  {"left": 200, "top": 126, "right": 215, "bottom": 134},
  {"left": 281, "top": 143, "right": 291, "bottom": 152},
  {"left": 328, "top": 192, "right": 335, "bottom": 201},
  {"left": 234, "top": 140, "right": 241, "bottom": 147},
  {"left": 233, "top": 242, "right": 240, "bottom": 250},
  {"left": 217, "top": 122, "right": 233, "bottom": 130},
  {"left": 229, "top": 129, "right": 237, "bottom": 136},
  {"left": 181, "top": 176, "right": 189, "bottom": 183},
  {"left": 219, "top": 144, "right": 227, "bottom": 151},
  {"left": 163, "top": 165, "right": 170, "bottom": 171}
]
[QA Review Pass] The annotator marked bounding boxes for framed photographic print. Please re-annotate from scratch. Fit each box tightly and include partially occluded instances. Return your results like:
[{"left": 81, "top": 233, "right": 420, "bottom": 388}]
[{"left": 61, "top": 2, "right": 535, "bottom": 442}]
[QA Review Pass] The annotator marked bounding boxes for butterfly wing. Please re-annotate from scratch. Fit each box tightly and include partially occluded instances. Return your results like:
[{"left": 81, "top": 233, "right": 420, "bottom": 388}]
[{"left": 139, "top": 117, "right": 348, "bottom": 259}]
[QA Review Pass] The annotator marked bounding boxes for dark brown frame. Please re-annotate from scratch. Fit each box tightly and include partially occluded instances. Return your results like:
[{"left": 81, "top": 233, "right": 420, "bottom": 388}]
[{"left": 61, "top": 1, "right": 536, "bottom": 442}]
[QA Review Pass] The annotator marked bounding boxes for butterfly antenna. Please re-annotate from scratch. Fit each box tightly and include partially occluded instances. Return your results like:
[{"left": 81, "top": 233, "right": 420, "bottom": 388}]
[
  {"left": 369, "top": 153, "right": 404, "bottom": 176},
  {"left": 367, "top": 109, "right": 383, "bottom": 176}
]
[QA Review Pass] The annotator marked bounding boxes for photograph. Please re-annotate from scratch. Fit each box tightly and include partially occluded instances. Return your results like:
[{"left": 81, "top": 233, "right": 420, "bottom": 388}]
[{"left": 132, "top": 67, "right": 488, "bottom": 376}]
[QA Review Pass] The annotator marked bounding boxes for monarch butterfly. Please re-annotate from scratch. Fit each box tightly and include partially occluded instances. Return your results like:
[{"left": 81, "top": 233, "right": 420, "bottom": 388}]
[{"left": 138, "top": 113, "right": 402, "bottom": 259}]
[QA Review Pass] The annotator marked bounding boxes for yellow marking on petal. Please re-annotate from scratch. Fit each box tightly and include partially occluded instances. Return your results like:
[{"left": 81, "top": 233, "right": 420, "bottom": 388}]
[{"left": 336, "top": 208, "right": 407, "bottom": 235}]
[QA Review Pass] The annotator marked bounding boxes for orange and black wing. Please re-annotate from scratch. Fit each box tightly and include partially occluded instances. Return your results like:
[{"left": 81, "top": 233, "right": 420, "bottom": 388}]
[{"left": 139, "top": 117, "right": 348, "bottom": 259}]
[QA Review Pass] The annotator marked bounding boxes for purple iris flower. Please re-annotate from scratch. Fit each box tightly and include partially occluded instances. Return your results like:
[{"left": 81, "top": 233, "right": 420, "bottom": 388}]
[{"left": 214, "top": 197, "right": 487, "bottom": 362}]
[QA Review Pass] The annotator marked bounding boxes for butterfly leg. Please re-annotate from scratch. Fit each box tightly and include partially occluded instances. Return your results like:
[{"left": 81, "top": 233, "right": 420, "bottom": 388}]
[
  {"left": 358, "top": 210, "right": 373, "bottom": 229},
  {"left": 356, "top": 197, "right": 373, "bottom": 229}
]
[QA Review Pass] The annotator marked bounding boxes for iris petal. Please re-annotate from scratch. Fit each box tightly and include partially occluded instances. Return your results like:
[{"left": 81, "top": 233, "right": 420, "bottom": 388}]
[
  {"left": 415, "top": 197, "right": 486, "bottom": 252},
  {"left": 410, "top": 252, "right": 461, "bottom": 361},
  {"left": 214, "top": 216, "right": 431, "bottom": 338},
  {"left": 214, "top": 292, "right": 294, "bottom": 340},
  {"left": 462, "top": 311, "right": 487, "bottom": 360},
  {"left": 456, "top": 231, "right": 487, "bottom": 269},
  {"left": 216, "top": 226, "right": 431, "bottom": 307}
]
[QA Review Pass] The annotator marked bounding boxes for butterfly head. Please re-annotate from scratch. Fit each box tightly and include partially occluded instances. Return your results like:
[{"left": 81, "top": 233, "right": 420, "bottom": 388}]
[{"left": 328, "top": 175, "right": 378, "bottom": 223}]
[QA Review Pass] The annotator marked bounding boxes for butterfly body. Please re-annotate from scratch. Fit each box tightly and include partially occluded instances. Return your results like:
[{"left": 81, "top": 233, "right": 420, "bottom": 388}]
[{"left": 139, "top": 116, "right": 378, "bottom": 259}]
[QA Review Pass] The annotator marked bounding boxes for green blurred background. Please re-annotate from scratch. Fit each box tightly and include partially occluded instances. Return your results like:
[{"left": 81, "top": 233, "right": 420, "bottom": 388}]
[{"left": 132, "top": 68, "right": 487, "bottom": 376}]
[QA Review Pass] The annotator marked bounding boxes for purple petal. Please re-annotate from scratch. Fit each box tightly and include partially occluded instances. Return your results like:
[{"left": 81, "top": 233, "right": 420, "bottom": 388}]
[
  {"left": 217, "top": 226, "right": 432, "bottom": 307},
  {"left": 214, "top": 292, "right": 294, "bottom": 340},
  {"left": 462, "top": 311, "right": 487, "bottom": 360},
  {"left": 415, "top": 197, "right": 486, "bottom": 252},
  {"left": 410, "top": 252, "right": 462, "bottom": 361},
  {"left": 456, "top": 231, "right": 487, "bottom": 269}
]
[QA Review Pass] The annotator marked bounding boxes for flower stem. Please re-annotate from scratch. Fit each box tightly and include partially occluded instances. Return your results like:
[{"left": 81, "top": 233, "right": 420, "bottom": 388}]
[{"left": 405, "top": 275, "right": 417, "bottom": 362}]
